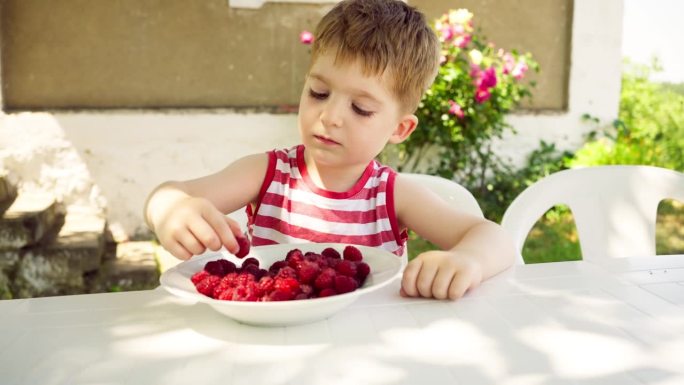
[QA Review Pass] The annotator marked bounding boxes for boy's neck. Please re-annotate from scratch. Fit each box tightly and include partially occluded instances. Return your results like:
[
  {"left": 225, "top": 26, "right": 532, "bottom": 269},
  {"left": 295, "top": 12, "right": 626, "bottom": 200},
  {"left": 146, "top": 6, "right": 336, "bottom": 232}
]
[{"left": 303, "top": 150, "right": 370, "bottom": 193}]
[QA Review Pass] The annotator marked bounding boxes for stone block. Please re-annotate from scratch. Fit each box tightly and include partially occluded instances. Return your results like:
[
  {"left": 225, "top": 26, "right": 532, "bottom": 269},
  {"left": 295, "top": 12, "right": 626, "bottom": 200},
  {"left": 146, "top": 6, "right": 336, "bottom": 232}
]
[
  {"left": 0, "top": 250, "right": 20, "bottom": 300},
  {"left": 88, "top": 241, "right": 160, "bottom": 293},
  {"left": 11, "top": 209, "right": 108, "bottom": 298},
  {"left": 0, "top": 173, "right": 18, "bottom": 216},
  {"left": 0, "top": 192, "right": 66, "bottom": 249}
]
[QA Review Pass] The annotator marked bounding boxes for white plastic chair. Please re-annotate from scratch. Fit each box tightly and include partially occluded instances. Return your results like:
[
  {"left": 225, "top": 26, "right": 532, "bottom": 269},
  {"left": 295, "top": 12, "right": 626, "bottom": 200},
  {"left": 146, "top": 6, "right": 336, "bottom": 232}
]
[
  {"left": 400, "top": 173, "right": 484, "bottom": 219},
  {"left": 501, "top": 165, "right": 684, "bottom": 261}
]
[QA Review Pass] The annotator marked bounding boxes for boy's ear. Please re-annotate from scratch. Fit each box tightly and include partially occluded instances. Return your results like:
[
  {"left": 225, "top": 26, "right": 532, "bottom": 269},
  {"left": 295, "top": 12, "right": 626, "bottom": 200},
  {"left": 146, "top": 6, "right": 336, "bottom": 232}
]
[{"left": 388, "top": 114, "right": 418, "bottom": 144}]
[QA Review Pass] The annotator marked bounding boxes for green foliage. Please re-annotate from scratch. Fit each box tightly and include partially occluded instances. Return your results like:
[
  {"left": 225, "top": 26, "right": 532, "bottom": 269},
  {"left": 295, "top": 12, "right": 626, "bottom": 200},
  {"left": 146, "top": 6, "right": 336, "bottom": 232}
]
[
  {"left": 384, "top": 9, "right": 539, "bottom": 200},
  {"left": 478, "top": 141, "right": 573, "bottom": 222},
  {"left": 570, "top": 60, "right": 684, "bottom": 171}
]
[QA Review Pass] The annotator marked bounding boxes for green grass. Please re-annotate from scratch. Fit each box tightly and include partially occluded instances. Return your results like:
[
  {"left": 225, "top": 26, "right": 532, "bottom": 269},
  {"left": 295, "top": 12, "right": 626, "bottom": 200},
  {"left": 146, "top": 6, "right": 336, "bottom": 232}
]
[{"left": 407, "top": 200, "right": 684, "bottom": 263}]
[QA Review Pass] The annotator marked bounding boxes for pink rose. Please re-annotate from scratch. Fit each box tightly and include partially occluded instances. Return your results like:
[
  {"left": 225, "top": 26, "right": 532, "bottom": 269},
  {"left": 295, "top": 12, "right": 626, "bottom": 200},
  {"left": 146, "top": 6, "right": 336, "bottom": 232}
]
[
  {"left": 299, "top": 31, "right": 314, "bottom": 45},
  {"left": 448, "top": 100, "right": 465, "bottom": 119},
  {"left": 502, "top": 53, "right": 515, "bottom": 75},
  {"left": 512, "top": 59, "right": 529, "bottom": 80},
  {"left": 480, "top": 67, "right": 498, "bottom": 89},
  {"left": 475, "top": 88, "right": 491, "bottom": 104}
]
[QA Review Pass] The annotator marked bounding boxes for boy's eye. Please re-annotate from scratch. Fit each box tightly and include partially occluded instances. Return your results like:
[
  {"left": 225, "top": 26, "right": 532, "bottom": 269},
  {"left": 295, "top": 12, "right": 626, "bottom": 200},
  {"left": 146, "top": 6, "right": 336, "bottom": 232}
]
[
  {"left": 309, "top": 89, "right": 328, "bottom": 100},
  {"left": 352, "top": 104, "right": 374, "bottom": 117}
]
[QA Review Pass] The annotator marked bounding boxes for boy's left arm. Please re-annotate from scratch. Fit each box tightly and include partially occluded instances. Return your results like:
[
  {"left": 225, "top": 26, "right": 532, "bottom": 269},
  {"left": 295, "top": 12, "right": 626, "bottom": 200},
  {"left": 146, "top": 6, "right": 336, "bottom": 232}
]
[{"left": 393, "top": 174, "right": 517, "bottom": 300}]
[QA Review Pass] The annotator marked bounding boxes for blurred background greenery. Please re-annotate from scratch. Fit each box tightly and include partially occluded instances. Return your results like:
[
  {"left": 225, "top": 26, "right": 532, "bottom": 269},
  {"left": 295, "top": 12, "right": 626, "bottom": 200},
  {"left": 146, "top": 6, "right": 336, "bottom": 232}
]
[{"left": 407, "top": 59, "right": 684, "bottom": 263}]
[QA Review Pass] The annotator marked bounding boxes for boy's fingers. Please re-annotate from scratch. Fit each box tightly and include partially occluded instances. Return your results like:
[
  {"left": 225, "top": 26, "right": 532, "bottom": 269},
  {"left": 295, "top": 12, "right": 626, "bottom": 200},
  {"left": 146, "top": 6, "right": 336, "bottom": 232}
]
[
  {"left": 415, "top": 263, "right": 438, "bottom": 298},
  {"left": 223, "top": 216, "right": 243, "bottom": 253},
  {"left": 188, "top": 217, "right": 222, "bottom": 251},
  {"left": 431, "top": 268, "right": 455, "bottom": 300},
  {"left": 167, "top": 241, "right": 192, "bottom": 261},
  {"left": 448, "top": 274, "right": 470, "bottom": 300},
  {"left": 401, "top": 258, "right": 423, "bottom": 297},
  {"left": 177, "top": 229, "right": 206, "bottom": 256},
  {"left": 202, "top": 211, "right": 236, "bottom": 251},
  {"left": 224, "top": 216, "right": 243, "bottom": 236}
]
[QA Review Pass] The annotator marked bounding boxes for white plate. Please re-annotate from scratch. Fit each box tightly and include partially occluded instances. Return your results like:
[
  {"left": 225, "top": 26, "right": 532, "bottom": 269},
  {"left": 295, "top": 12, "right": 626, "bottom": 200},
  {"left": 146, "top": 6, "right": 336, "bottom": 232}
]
[{"left": 160, "top": 243, "right": 403, "bottom": 326}]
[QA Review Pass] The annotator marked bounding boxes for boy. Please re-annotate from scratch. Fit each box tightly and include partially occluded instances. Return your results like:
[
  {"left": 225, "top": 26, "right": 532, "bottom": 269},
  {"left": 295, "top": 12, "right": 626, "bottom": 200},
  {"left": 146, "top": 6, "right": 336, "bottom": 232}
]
[{"left": 144, "top": 0, "right": 516, "bottom": 300}]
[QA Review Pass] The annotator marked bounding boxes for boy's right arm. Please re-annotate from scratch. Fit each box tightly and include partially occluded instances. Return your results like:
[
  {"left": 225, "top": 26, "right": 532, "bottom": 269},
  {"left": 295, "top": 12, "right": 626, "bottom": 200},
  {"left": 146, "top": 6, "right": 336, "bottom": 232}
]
[{"left": 144, "top": 153, "right": 270, "bottom": 260}]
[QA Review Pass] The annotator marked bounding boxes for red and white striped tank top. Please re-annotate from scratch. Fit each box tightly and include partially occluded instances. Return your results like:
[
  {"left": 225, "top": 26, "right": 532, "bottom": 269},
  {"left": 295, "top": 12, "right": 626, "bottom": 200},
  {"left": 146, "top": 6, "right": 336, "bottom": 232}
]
[{"left": 246, "top": 145, "right": 407, "bottom": 256}]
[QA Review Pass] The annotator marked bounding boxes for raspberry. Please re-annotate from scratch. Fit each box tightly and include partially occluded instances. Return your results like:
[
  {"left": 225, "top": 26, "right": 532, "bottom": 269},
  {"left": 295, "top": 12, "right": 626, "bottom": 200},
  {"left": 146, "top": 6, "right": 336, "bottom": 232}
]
[
  {"left": 217, "top": 288, "right": 236, "bottom": 301},
  {"left": 255, "top": 268, "right": 268, "bottom": 281},
  {"left": 191, "top": 245, "right": 370, "bottom": 302},
  {"left": 286, "top": 248, "right": 304, "bottom": 261},
  {"left": 335, "top": 260, "right": 357, "bottom": 277},
  {"left": 299, "top": 284, "right": 313, "bottom": 296},
  {"left": 191, "top": 270, "right": 210, "bottom": 284},
  {"left": 334, "top": 275, "right": 358, "bottom": 294},
  {"left": 356, "top": 262, "right": 371, "bottom": 284},
  {"left": 242, "top": 257, "right": 259, "bottom": 268},
  {"left": 257, "top": 276, "right": 275, "bottom": 293},
  {"left": 268, "top": 289, "right": 295, "bottom": 301},
  {"left": 275, "top": 266, "right": 297, "bottom": 280},
  {"left": 313, "top": 267, "right": 336, "bottom": 290},
  {"left": 343, "top": 245, "right": 363, "bottom": 262},
  {"left": 234, "top": 235, "right": 251, "bottom": 258},
  {"left": 268, "top": 260, "right": 288, "bottom": 276},
  {"left": 195, "top": 275, "right": 220, "bottom": 297},
  {"left": 318, "top": 288, "right": 338, "bottom": 297},
  {"left": 241, "top": 263, "right": 260, "bottom": 277},
  {"left": 321, "top": 247, "right": 341, "bottom": 259},
  {"left": 327, "top": 258, "right": 341, "bottom": 269},
  {"left": 204, "top": 260, "right": 229, "bottom": 277},
  {"left": 297, "top": 261, "right": 321, "bottom": 284},
  {"left": 274, "top": 277, "right": 301, "bottom": 295}
]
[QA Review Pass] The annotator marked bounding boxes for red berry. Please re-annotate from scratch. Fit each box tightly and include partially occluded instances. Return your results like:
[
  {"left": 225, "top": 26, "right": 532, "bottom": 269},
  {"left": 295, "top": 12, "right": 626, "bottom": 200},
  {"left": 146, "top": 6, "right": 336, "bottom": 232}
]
[
  {"left": 286, "top": 248, "right": 304, "bottom": 261},
  {"left": 268, "top": 289, "right": 295, "bottom": 301},
  {"left": 334, "top": 275, "right": 358, "bottom": 294},
  {"left": 268, "top": 260, "right": 288, "bottom": 276},
  {"left": 234, "top": 236, "right": 251, "bottom": 258},
  {"left": 204, "top": 260, "right": 229, "bottom": 277},
  {"left": 195, "top": 275, "right": 220, "bottom": 297},
  {"left": 321, "top": 247, "right": 341, "bottom": 259},
  {"left": 275, "top": 277, "right": 301, "bottom": 294},
  {"left": 218, "top": 259, "right": 236, "bottom": 274},
  {"left": 241, "top": 263, "right": 260, "bottom": 277},
  {"left": 314, "top": 268, "right": 336, "bottom": 290},
  {"left": 318, "top": 288, "right": 338, "bottom": 297},
  {"left": 275, "top": 266, "right": 298, "bottom": 280},
  {"left": 297, "top": 261, "right": 321, "bottom": 284},
  {"left": 343, "top": 245, "right": 363, "bottom": 262},
  {"left": 336, "top": 260, "right": 357, "bottom": 277},
  {"left": 356, "top": 262, "right": 371, "bottom": 283},
  {"left": 257, "top": 276, "right": 275, "bottom": 293},
  {"left": 242, "top": 257, "right": 259, "bottom": 268},
  {"left": 191, "top": 270, "right": 210, "bottom": 284}
]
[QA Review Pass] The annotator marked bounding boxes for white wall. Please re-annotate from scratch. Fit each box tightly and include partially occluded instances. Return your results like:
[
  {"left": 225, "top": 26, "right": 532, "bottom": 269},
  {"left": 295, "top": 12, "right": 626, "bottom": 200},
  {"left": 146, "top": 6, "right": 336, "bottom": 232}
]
[{"left": 0, "top": 0, "right": 624, "bottom": 236}]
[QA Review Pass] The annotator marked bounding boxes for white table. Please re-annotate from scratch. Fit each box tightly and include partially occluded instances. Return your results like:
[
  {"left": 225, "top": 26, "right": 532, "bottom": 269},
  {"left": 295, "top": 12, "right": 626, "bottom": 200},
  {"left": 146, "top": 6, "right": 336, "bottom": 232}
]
[{"left": 2, "top": 255, "right": 684, "bottom": 385}]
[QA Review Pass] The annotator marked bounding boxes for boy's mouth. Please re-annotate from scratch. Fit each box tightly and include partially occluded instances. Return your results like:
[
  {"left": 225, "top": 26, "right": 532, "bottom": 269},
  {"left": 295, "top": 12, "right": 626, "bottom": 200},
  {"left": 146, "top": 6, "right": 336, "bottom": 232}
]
[{"left": 314, "top": 135, "right": 341, "bottom": 146}]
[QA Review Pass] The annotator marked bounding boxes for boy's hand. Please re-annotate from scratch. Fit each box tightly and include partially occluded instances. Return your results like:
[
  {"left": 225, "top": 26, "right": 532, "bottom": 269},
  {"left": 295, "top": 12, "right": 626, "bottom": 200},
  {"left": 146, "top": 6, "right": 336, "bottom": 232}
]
[
  {"left": 399, "top": 250, "right": 483, "bottom": 300},
  {"left": 152, "top": 196, "right": 244, "bottom": 260}
]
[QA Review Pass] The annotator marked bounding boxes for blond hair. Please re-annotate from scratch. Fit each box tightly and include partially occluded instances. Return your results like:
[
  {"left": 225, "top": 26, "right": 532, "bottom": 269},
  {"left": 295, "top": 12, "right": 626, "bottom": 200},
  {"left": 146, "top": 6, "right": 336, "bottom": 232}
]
[{"left": 311, "top": 0, "right": 440, "bottom": 113}]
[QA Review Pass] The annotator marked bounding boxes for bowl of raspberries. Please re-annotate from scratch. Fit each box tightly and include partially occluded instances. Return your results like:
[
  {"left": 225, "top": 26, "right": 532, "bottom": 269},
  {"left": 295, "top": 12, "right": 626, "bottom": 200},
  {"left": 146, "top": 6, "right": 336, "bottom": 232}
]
[{"left": 160, "top": 243, "right": 403, "bottom": 326}]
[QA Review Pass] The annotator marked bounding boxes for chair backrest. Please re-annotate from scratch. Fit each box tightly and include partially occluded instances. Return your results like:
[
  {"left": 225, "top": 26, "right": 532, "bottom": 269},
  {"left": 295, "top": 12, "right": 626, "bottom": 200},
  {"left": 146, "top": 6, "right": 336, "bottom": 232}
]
[
  {"left": 400, "top": 173, "right": 484, "bottom": 219},
  {"left": 501, "top": 165, "right": 684, "bottom": 261}
]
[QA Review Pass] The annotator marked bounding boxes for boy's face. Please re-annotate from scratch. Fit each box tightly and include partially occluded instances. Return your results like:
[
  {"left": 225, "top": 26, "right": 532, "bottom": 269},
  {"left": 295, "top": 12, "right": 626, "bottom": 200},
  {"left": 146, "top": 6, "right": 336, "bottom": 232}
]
[{"left": 298, "top": 52, "right": 417, "bottom": 170}]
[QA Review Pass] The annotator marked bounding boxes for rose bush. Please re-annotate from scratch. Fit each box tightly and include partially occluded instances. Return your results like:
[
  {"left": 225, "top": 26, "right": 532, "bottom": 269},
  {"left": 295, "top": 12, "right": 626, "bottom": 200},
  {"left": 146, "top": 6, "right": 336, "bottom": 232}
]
[{"left": 386, "top": 9, "right": 538, "bottom": 199}]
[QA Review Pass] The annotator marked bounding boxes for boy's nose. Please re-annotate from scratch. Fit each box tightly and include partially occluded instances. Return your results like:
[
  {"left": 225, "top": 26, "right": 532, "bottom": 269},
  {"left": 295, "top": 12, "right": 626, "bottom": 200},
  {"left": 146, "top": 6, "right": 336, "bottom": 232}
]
[{"left": 320, "top": 102, "right": 343, "bottom": 128}]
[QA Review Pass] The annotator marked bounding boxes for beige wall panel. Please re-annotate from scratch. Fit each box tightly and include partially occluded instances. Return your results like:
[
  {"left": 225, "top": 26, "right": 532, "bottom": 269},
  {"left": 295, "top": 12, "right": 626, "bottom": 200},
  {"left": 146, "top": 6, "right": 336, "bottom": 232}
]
[{"left": 1, "top": 0, "right": 571, "bottom": 110}]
